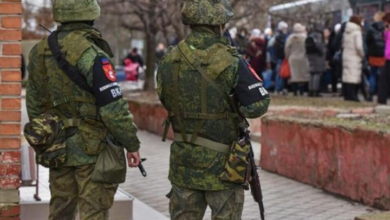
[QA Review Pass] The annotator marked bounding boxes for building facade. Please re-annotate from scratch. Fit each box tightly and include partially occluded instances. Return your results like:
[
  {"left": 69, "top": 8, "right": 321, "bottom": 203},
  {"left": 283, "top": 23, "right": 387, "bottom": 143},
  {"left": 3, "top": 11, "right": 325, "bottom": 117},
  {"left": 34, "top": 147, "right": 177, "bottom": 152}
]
[{"left": 351, "top": 0, "right": 390, "bottom": 23}]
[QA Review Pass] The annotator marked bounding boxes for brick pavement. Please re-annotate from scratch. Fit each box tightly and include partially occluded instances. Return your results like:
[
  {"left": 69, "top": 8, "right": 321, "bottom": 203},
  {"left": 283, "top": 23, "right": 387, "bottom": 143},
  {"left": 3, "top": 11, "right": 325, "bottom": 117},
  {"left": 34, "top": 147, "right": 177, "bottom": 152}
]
[{"left": 121, "top": 131, "right": 380, "bottom": 220}]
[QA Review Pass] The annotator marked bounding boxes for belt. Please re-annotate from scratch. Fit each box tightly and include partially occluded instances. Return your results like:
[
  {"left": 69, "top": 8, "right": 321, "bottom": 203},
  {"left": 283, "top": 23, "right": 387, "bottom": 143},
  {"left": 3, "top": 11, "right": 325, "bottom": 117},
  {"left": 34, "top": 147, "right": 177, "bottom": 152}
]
[
  {"left": 173, "top": 133, "right": 230, "bottom": 153},
  {"left": 65, "top": 118, "right": 81, "bottom": 127}
]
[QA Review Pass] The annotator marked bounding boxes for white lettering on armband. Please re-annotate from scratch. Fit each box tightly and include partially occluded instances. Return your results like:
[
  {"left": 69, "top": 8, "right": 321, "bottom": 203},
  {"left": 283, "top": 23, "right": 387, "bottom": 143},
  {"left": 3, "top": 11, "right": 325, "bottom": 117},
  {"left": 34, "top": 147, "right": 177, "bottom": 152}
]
[
  {"left": 259, "top": 87, "right": 269, "bottom": 96},
  {"left": 110, "top": 87, "right": 122, "bottom": 98},
  {"left": 100, "top": 82, "right": 119, "bottom": 92},
  {"left": 248, "top": 82, "right": 263, "bottom": 90}
]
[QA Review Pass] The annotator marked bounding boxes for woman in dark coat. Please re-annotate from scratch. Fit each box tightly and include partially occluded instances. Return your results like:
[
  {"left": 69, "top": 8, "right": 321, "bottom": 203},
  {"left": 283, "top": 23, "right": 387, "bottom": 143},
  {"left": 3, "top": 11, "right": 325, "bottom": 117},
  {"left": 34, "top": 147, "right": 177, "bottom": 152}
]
[
  {"left": 246, "top": 29, "right": 267, "bottom": 78},
  {"left": 307, "top": 26, "right": 327, "bottom": 97},
  {"left": 366, "top": 12, "right": 386, "bottom": 100}
]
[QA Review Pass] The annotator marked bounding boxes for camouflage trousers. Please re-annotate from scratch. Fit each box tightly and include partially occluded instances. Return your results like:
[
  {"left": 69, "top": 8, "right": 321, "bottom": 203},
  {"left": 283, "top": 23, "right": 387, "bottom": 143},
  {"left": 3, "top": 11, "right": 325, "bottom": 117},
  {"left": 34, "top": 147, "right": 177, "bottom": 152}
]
[
  {"left": 49, "top": 164, "right": 118, "bottom": 220},
  {"left": 168, "top": 184, "right": 244, "bottom": 220}
]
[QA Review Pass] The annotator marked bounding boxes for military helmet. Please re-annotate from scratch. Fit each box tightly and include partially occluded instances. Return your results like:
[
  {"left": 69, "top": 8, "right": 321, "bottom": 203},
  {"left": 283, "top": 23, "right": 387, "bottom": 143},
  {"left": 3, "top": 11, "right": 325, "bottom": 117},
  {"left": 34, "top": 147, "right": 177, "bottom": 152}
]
[
  {"left": 53, "top": 0, "right": 101, "bottom": 23},
  {"left": 181, "top": 0, "right": 234, "bottom": 26}
]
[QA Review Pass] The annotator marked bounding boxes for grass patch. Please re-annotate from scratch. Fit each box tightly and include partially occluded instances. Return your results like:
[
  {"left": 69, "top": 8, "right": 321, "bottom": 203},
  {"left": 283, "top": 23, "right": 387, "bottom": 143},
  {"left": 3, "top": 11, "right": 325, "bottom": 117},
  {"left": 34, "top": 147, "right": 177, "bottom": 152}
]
[
  {"left": 270, "top": 95, "right": 375, "bottom": 109},
  {"left": 264, "top": 114, "right": 390, "bottom": 133}
]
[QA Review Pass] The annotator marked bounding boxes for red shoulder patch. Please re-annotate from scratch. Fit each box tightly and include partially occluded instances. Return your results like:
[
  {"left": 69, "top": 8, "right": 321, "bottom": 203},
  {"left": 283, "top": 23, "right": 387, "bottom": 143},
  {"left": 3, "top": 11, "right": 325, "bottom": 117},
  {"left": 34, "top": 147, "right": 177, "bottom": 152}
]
[{"left": 102, "top": 63, "right": 116, "bottom": 82}]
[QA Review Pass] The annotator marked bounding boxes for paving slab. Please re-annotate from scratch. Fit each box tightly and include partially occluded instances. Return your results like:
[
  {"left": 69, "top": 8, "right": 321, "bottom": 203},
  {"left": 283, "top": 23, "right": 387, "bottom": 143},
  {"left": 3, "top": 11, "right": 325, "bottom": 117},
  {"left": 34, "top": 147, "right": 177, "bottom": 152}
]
[{"left": 20, "top": 167, "right": 134, "bottom": 220}]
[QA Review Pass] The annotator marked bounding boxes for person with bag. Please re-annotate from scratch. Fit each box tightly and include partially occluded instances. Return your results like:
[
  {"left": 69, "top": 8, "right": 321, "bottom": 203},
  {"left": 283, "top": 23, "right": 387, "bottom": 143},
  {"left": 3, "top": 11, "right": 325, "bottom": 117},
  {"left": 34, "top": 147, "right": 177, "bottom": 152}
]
[
  {"left": 25, "top": 1, "right": 141, "bottom": 219},
  {"left": 306, "top": 25, "right": 327, "bottom": 97},
  {"left": 156, "top": 1, "right": 270, "bottom": 219},
  {"left": 366, "top": 11, "right": 386, "bottom": 101},
  {"left": 285, "top": 23, "right": 310, "bottom": 96},
  {"left": 124, "top": 58, "right": 140, "bottom": 82},
  {"left": 269, "top": 21, "right": 289, "bottom": 94},
  {"left": 125, "top": 48, "right": 145, "bottom": 81},
  {"left": 342, "top": 15, "right": 365, "bottom": 102}
]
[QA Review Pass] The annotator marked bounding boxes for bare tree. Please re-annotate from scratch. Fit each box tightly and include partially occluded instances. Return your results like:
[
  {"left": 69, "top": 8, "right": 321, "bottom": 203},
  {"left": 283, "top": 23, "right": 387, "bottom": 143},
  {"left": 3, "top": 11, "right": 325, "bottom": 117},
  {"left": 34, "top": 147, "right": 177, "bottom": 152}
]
[
  {"left": 99, "top": 0, "right": 293, "bottom": 91},
  {"left": 23, "top": 1, "right": 55, "bottom": 39}
]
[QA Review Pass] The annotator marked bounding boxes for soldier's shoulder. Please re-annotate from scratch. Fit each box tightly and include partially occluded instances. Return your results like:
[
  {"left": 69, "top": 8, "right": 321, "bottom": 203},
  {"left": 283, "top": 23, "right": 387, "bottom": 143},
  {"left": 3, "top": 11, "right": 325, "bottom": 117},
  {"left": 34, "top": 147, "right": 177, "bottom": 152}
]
[
  {"left": 29, "top": 44, "right": 39, "bottom": 59},
  {"left": 209, "top": 44, "right": 239, "bottom": 70},
  {"left": 77, "top": 47, "right": 105, "bottom": 75},
  {"left": 29, "top": 37, "right": 48, "bottom": 57},
  {"left": 28, "top": 38, "right": 48, "bottom": 69},
  {"left": 212, "top": 42, "right": 240, "bottom": 58},
  {"left": 160, "top": 45, "right": 180, "bottom": 63},
  {"left": 80, "top": 46, "right": 100, "bottom": 60}
]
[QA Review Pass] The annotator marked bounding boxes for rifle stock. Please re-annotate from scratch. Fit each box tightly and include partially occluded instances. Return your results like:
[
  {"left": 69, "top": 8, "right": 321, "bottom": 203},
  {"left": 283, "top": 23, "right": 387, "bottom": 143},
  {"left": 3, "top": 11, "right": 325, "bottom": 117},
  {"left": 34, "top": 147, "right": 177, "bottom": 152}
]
[{"left": 249, "top": 144, "right": 265, "bottom": 220}]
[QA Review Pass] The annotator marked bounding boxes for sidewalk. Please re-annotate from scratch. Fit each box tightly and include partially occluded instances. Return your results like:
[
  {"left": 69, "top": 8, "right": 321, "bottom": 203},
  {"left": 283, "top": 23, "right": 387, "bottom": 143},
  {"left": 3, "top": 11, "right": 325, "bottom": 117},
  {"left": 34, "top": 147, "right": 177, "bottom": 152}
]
[
  {"left": 20, "top": 95, "right": 379, "bottom": 220},
  {"left": 122, "top": 131, "right": 379, "bottom": 220}
]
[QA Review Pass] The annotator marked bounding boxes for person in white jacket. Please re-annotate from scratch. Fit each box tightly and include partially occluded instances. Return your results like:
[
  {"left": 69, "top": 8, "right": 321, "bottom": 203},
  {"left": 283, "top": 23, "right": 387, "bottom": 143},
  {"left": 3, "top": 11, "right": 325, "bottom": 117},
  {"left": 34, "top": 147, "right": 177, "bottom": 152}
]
[
  {"left": 285, "top": 23, "right": 310, "bottom": 96},
  {"left": 342, "top": 15, "right": 365, "bottom": 101}
]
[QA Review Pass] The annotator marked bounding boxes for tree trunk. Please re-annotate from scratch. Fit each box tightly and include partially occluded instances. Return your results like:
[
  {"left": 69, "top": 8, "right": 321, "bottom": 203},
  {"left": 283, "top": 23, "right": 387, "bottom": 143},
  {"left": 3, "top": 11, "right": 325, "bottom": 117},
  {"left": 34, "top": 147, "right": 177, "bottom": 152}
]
[
  {"left": 143, "top": 0, "right": 158, "bottom": 91},
  {"left": 143, "top": 33, "right": 156, "bottom": 91}
]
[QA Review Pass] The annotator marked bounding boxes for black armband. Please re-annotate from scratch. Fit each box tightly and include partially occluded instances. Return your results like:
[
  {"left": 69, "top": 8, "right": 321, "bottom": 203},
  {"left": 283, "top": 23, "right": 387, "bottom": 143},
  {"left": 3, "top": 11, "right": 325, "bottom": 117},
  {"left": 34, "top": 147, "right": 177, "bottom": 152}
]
[
  {"left": 92, "top": 56, "right": 123, "bottom": 107},
  {"left": 235, "top": 58, "right": 270, "bottom": 106}
]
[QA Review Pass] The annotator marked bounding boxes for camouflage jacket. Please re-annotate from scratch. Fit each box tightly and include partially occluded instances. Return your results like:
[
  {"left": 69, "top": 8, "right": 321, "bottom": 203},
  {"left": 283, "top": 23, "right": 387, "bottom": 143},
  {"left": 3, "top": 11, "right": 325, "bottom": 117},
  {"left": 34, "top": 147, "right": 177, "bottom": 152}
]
[
  {"left": 157, "top": 27, "right": 270, "bottom": 191},
  {"left": 27, "top": 23, "right": 140, "bottom": 166}
]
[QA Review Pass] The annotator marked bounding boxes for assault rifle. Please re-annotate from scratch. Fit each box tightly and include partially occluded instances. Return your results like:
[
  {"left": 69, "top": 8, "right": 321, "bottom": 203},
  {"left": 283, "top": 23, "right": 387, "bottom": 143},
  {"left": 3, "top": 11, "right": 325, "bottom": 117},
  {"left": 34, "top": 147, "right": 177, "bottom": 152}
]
[
  {"left": 224, "top": 30, "right": 265, "bottom": 220},
  {"left": 231, "top": 95, "right": 265, "bottom": 220}
]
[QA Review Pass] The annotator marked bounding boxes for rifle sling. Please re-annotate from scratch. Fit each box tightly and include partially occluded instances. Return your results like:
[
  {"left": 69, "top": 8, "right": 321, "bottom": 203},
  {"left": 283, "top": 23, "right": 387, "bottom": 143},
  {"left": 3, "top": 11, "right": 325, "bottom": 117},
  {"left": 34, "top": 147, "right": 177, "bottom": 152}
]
[{"left": 48, "top": 31, "right": 94, "bottom": 94}]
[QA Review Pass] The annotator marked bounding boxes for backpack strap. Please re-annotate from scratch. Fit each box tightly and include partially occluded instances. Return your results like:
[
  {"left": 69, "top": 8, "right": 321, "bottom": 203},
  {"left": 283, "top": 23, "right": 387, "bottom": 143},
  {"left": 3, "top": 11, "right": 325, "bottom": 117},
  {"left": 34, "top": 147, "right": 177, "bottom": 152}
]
[
  {"left": 47, "top": 31, "right": 98, "bottom": 128},
  {"left": 161, "top": 41, "right": 241, "bottom": 145},
  {"left": 48, "top": 31, "right": 94, "bottom": 94},
  {"left": 176, "top": 41, "right": 239, "bottom": 144},
  {"left": 177, "top": 41, "right": 236, "bottom": 110},
  {"left": 172, "top": 62, "right": 188, "bottom": 143}
]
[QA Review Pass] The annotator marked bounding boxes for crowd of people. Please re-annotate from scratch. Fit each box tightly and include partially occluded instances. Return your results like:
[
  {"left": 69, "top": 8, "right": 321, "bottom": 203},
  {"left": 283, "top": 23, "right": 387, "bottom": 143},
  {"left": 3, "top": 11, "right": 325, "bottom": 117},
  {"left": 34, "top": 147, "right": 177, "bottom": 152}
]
[{"left": 233, "top": 12, "right": 390, "bottom": 104}]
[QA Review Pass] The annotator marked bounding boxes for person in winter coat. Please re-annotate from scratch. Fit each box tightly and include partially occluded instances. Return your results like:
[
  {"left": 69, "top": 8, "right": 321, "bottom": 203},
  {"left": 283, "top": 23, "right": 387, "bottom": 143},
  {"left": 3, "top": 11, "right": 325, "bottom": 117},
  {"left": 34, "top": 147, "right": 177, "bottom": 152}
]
[
  {"left": 329, "top": 23, "right": 343, "bottom": 93},
  {"left": 234, "top": 27, "right": 249, "bottom": 55},
  {"left": 125, "top": 48, "right": 144, "bottom": 80},
  {"left": 342, "top": 16, "right": 365, "bottom": 102},
  {"left": 307, "top": 26, "right": 327, "bottom": 97},
  {"left": 155, "top": 43, "right": 166, "bottom": 64},
  {"left": 246, "top": 29, "right": 267, "bottom": 79},
  {"left": 269, "top": 21, "right": 289, "bottom": 94},
  {"left": 378, "top": 13, "right": 390, "bottom": 105},
  {"left": 366, "top": 11, "right": 386, "bottom": 100},
  {"left": 321, "top": 27, "right": 332, "bottom": 93},
  {"left": 124, "top": 58, "right": 139, "bottom": 82},
  {"left": 285, "top": 23, "right": 310, "bottom": 95}
]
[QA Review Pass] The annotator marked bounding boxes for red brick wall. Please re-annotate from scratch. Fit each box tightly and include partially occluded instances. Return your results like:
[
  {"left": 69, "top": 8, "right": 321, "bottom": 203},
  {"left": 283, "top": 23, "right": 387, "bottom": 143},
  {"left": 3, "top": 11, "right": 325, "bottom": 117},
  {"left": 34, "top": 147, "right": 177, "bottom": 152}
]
[
  {"left": 0, "top": 0, "right": 22, "bottom": 219},
  {"left": 128, "top": 100, "right": 174, "bottom": 139}
]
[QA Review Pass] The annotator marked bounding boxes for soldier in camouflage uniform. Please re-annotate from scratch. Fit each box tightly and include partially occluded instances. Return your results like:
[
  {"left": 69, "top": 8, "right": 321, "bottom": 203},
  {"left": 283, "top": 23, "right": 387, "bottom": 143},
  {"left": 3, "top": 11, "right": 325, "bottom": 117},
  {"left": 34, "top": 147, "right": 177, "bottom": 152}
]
[
  {"left": 157, "top": 0, "right": 271, "bottom": 219},
  {"left": 26, "top": 0, "right": 141, "bottom": 219}
]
